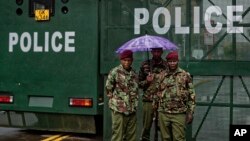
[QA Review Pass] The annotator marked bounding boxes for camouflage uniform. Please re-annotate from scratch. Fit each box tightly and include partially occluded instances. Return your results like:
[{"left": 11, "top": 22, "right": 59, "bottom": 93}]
[
  {"left": 139, "top": 58, "right": 167, "bottom": 141},
  {"left": 156, "top": 67, "right": 196, "bottom": 141},
  {"left": 105, "top": 64, "right": 139, "bottom": 141}
]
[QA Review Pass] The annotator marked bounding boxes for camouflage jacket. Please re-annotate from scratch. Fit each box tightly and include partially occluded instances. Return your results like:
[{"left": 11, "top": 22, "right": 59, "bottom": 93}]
[
  {"left": 105, "top": 65, "right": 139, "bottom": 115},
  {"left": 156, "top": 67, "right": 196, "bottom": 114},
  {"left": 139, "top": 58, "right": 167, "bottom": 101}
]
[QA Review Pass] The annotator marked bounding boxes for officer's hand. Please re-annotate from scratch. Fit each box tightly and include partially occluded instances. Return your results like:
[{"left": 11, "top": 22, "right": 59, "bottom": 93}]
[
  {"left": 107, "top": 92, "right": 113, "bottom": 99},
  {"left": 143, "top": 64, "right": 150, "bottom": 74},
  {"left": 186, "top": 112, "right": 193, "bottom": 124},
  {"left": 146, "top": 73, "right": 154, "bottom": 83},
  {"left": 152, "top": 103, "right": 158, "bottom": 111}
]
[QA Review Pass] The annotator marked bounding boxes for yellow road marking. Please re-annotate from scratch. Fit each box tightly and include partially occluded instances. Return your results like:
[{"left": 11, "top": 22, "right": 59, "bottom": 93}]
[
  {"left": 41, "top": 135, "right": 62, "bottom": 141},
  {"left": 53, "top": 135, "right": 70, "bottom": 141}
]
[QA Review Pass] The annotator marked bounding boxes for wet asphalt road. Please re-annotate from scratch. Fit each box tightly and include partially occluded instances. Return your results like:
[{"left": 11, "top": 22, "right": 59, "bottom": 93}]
[{"left": 0, "top": 127, "right": 103, "bottom": 141}]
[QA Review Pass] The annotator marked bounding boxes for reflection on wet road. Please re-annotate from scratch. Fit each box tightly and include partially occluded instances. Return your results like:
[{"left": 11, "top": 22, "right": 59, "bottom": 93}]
[{"left": 0, "top": 127, "right": 102, "bottom": 141}]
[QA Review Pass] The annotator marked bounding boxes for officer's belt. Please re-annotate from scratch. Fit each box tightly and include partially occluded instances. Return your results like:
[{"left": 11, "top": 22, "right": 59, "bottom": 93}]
[{"left": 142, "top": 100, "right": 153, "bottom": 102}]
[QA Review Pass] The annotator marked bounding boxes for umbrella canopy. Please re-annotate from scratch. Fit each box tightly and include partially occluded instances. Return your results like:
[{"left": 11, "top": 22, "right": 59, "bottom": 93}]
[{"left": 116, "top": 34, "right": 178, "bottom": 53}]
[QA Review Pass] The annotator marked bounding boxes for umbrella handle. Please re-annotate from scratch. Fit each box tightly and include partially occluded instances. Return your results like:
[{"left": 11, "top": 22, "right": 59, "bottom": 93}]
[
  {"left": 146, "top": 49, "right": 152, "bottom": 73},
  {"left": 150, "top": 60, "right": 153, "bottom": 73}
]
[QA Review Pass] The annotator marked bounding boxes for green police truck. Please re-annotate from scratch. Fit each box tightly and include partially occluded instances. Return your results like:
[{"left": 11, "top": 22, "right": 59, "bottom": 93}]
[{"left": 0, "top": 0, "right": 102, "bottom": 134}]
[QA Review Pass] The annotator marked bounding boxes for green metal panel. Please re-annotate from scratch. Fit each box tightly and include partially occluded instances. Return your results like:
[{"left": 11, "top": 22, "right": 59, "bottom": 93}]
[
  {"left": 102, "top": 0, "right": 250, "bottom": 141},
  {"left": 0, "top": 0, "right": 100, "bottom": 115}
]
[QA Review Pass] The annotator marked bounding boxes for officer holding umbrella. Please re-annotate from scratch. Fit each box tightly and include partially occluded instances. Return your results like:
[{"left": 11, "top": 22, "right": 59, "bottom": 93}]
[{"left": 139, "top": 47, "right": 167, "bottom": 141}]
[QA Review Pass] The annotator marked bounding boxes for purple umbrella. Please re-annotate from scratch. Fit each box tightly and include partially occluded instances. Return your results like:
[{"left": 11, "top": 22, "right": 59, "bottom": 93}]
[{"left": 116, "top": 34, "right": 178, "bottom": 53}]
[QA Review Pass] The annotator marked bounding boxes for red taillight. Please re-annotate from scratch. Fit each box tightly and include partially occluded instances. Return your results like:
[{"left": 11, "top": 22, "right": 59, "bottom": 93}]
[
  {"left": 0, "top": 95, "right": 13, "bottom": 103},
  {"left": 69, "top": 98, "right": 93, "bottom": 107}
]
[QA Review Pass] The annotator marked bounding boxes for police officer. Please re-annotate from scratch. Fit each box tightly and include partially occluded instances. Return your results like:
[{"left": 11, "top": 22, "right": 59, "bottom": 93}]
[
  {"left": 156, "top": 51, "right": 196, "bottom": 141},
  {"left": 139, "top": 48, "right": 167, "bottom": 141},
  {"left": 105, "top": 50, "right": 139, "bottom": 141}
]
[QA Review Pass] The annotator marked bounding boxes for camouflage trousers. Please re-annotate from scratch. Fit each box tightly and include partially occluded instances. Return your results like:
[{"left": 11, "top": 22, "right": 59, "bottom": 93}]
[
  {"left": 158, "top": 112, "right": 186, "bottom": 141},
  {"left": 111, "top": 110, "right": 137, "bottom": 141},
  {"left": 140, "top": 101, "right": 154, "bottom": 141}
]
